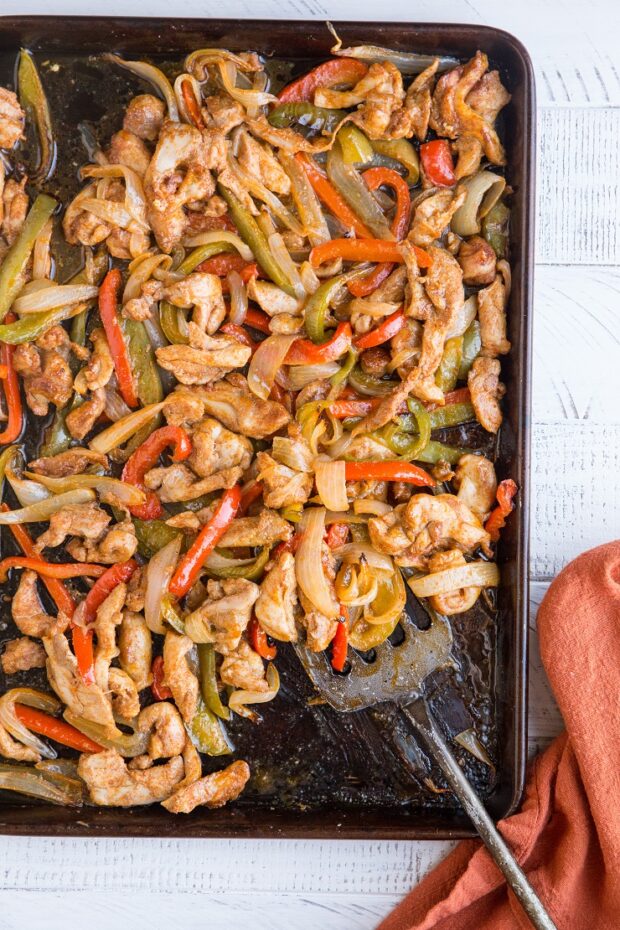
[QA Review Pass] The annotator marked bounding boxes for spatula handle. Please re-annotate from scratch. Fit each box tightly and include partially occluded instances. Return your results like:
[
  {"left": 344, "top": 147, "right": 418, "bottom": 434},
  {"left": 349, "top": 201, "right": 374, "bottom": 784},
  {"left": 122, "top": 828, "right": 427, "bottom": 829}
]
[{"left": 402, "top": 699, "right": 557, "bottom": 930}]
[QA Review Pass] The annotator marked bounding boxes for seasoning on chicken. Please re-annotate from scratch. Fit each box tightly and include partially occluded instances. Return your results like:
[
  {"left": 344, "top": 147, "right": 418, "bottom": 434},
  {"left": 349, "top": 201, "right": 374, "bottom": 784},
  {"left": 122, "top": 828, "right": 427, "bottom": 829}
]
[
  {"left": 162, "top": 632, "right": 199, "bottom": 723},
  {"left": 409, "top": 187, "right": 466, "bottom": 248},
  {"left": 1, "top": 637, "right": 46, "bottom": 675},
  {"left": 457, "top": 235, "right": 497, "bottom": 286},
  {"left": 13, "top": 338, "right": 73, "bottom": 417},
  {"left": 35, "top": 502, "right": 111, "bottom": 552},
  {"left": 144, "top": 461, "right": 243, "bottom": 502},
  {"left": 0, "top": 172, "right": 28, "bottom": 252},
  {"left": 73, "top": 328, "right": 115, "bottom": 395},
  {"left": 163, "top": 273, "right": 227, "bottom": 336},
  {"left": 0, "top": 87, "right": 25, "bottom": 150},
  {"left": 218, "top": 509, "right": 292, "bottom": 548},
  {"left": 108, "top": 129, "right": 152, "bottom": 178},
  {"left": 256, "top": 450, "right": 313, "bottom": 509},
  {"left": 12, "top": 572, "right": 70, "bottom": 639},
  {"left": 220, "top": 639, "right": 269, "bottom": 691},
  {"left": 477, "top": 260, "right": 511, "bottom": 357},
  {"left": 44, "top": 633, "right": 118, "bottom": 731},
  {"left": 255, "top": 551, "right": 298, "bottom": 642},
  {"left": 184, "top": 578, "right": 260, "bottom": 653},
  {"left": 65, "top": 387, "right": 107, "bottom": 440},
  {"left": 199, "top": 374, "right": 291, "bottom": 438},
  {"left": 28, "top": 448, "right": 108, "bottom": 477},
  {"left": 123, "top": 94, "right": 166, "bottom": 141},
  {"left": 162, "top": 759, "right": 250, "bottom": 814},
  {"left": 155, "top": 336, "right": 251, "bottom": 385},
  {"left": 468, "top": 356, "right": 505, "bottom": 433},
  {"left": 78, "top": 748, "right": 184, "bottom": 807},
  {"left": 453, "top": 453, "right": 497, "bottom": 522},
  {"left": 118, "top": 611, "right": 153, "bottom": 691}
]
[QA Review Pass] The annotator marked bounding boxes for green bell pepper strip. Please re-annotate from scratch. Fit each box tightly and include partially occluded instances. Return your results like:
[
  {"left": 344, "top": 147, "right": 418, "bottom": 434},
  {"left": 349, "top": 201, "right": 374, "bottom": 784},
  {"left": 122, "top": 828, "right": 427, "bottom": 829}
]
[
  {"left": 161, "top": 595, "right": 185, "bottom": 634},
  {"left": 0, "top": 444, "right": 18, "bottom": 498},
  {"left": 198, "top": 644, "right": 230, "bottom": 720},
  {"left": 330, "top": 347, "right": 358, "bottom": 388},
  {"left": 206, "top": 545, "right": 271, "bottom": 582},
  {"left": 482, "top": 201, "right": 510, "bottom": 259},
  {"left": 370, "top": 139, "right": 419, "bottom": 185},
  {"left": 304, "top": 268, "right": 368, "bottom": 343},
  {"left": 435, "top": 336, "right": 463, "bottom": 393},
  {"left": 347, "top": 365, "right": 395, "bottom": 397},
  {"left": 39, "top": 395, "right": 82, "bottom": 458},
  {"left": 416, "top": 440, "right": 470, "bottom": 466},
  {"left": 268, "top": 102, "right": 347, "bottom": 132},
  {"left": 188, "top": 698, "right": 233, "bottom": 756},
  {"left": 338, "top": 125, "right": 373, "bottom": 165},
  {"left": 159, "top": 242, "right": 236, "bottom": 345},
  {"left": 428, "top": 401, "right": 476, "bottom": 430},
  {"left": 217, "top": 185, "right": 296, "bottom": 297},
  {"left": 393, "top": 398, "right": 431, "bottom": 460},
  {"left": 18, "top": 49, "right": 56, "bottom": 183},
  {"left": 458, "top": 321, "right": 481, "bottom": 381},
  {"left": 133, "top": 518, "right": 181, "bottom": 559},
  {"left": 122, "top": 318, "right": 163, "bottom": 406},
  {"left": 0, "top": 194, "right": 57, "bottom": 323}
]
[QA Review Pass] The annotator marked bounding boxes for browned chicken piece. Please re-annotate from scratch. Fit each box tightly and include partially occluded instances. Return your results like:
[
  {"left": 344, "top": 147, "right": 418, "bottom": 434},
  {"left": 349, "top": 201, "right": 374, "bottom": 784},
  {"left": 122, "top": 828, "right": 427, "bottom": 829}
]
[
  {"left": 163, "top": 631, "right": 199, "bottom": 723},
  {"left": 73, "top": 328, "right": 114, "bottom": 395},
  {"left": 123, "top": 94, "right": 165, "bottom": 141},
  {"left": 245, "top": 114, "right": 345, "bottom": 155},
  {"left": 198, "top": 373, "right": 290, "bottom": 439},
  {"left": 255, "top": 551, "right": 298, "bottom": 642},
  {"left": 219, "top": 639, "right": 268, "bottom": 692},
  {"left": 400, "top": 241, "right": 434, "bottom": 321},
  {"left": 457, "top": 235, "right": 497, "bottom": 286},
  {"left": 125, "top": 567, "right": 146, "bottom": 613},
  {"left": 78, "top": 748, "right": 184, "bottom": 807},
  {"left": 203, "top": 94, "right": 245, "bottom": 134},
  {"left": 62, "top": 182, "right": 110, "bottom": 248},
  {"left": 12, "top": 572, "right": 69, "bottom": 639},
  {"left": 162, "top": 273, "right": 226, "bottom": 336},
  {"left": 477, "top": 260, "right": 511, "bottom": 357},
  {"left": 69, "top": 520, "right": 137, "bottom": 563},
  {"left": 118, "top": 611, "right": 152, "bottom": 691},
  {"left": 236, "top": 130, "right": 291, "bottom": 196},
  {"left": 392, "top": 481, "right": 414, "bottom": 504},
  {"left": 430, "top": 52, "right": 509, "bottom": 168},
  {"left": 409, "top": 186, "right": 467, "bottom": 248},
  {"left": 185, "top": 578, "right": 260, "bottom": 653},
  {"left": 0, "top": 87, "right": 25, "bottom": 149},
  {"left": 13, "top": 340, "right": 73, "bottom": 417},
  {"left": 163, "top": 386, "right": 207, "bottom": 429},
  {"left": 1, "top": 637, "right": 46, "bottom": 675},
  {"left": 345, "top": 435, "right": 394, "bottom": 462},
  {"left": 0, "top": 174, "right": 28, "bottom": 250},
  {"left": 426, "top": 549, "right": 482, "bottom": 616},
  {"left": 138, "top": 702, "right": 186, "bottom": 760},
  {"left": 162, "top": 759, "right": 250, "bottom": 814},
  {"left": 390, "top": 317, "right": 422, "bottom": 378},
  {"left": 108, "top": 129, "right": 152, "bottom": 177},
  {"left": 392, "top": 60, "right": 438, "bottom": 140},
  {"left": 65, "top": 387, "right": 106, "bottom": 440},
  {"left": 219, "top": 509, "right": 293, "bottom": 548},
  {"left": 45, "top": 633, "right": 117, "bottom": 731},
  {"left": 123, "top": 278, "right": 163, "bottom": 322},
  {"left": 360, "top": 346, "right": 391, "bottom": 378},
  {"left": 91, "top": 584, "right": 126, "bottom": 693},
  {"left": 34, "top": 502, "right": 111, "bottom": 552},
  {"left": 346, "top": 478, "right": 388, "bottom": 503},
  {"left": 316, "top": 62, "right": 405, "bottom": 140},
  {"left": 28, "top": 448, "right": 108, "bottom": 477},
  {"left": 246, "top": 278, "right": 302, "bottom": 317},
  {"left": 144, "top": 462, "right": 243, "bottom": 502},
  {"left": 298, "top": 591, "right": 338, "bottom": 652},
  {"left": 468, "top": 356, "right": 505, "bottom": 433},
  {"left": 188, "top": 417, "right": 253, "bottom": 479},
  {"left": 368, "top": 492, "right": 491, "bottom": 568},
  {"left": 108, "top": 668, "right": 141, "bottom": 719},
  {"left": 0, "top": 724, "right": 42, "bottom": 762},
  {"left": 144, "top": 120, "right": 215, "bottom": 252},
  {"left": 156, "top": 336, "right": 252, "bottom": 385},
  {"left": 453, "top": 453, "right": 497, "bottom": 522},
  {"left": 269, "top": 313, "right": 304, "bottom": 335},
  {"left": 165, "top": 511, "right": 201, "bottom": 532},
  {"left": 256, "top": 451, "right": 313, "bottom": 510}
]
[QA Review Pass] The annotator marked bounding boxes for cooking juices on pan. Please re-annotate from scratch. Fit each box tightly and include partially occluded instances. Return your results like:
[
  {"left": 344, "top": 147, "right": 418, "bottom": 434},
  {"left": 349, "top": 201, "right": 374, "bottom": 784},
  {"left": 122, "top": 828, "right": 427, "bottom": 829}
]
[{"left": 0, "top": 20, "right": 528, "bottom": 828}]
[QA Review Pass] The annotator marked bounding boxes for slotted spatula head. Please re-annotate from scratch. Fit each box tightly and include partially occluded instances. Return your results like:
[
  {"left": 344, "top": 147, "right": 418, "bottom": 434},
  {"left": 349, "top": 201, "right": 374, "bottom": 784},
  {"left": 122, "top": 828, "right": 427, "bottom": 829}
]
[{"left": 294, "top": 585, "right": 455, "bottom": 712}]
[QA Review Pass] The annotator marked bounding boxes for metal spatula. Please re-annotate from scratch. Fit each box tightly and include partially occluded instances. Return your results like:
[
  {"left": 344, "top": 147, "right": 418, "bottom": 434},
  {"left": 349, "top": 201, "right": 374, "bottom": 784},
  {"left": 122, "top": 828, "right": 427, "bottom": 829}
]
[{"left": 294, "top": 590, "right": 556, "bottom": 930}]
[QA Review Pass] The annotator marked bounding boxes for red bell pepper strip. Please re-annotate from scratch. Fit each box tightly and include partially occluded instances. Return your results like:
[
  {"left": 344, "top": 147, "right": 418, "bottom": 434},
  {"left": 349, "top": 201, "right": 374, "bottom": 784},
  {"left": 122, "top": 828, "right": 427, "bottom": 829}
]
[
  {"left": 244, "top": 307, "right": 272, "bottom": 335},
  {"left": 169, "top": 485, "right": 242, "bottom": 599},
  {"left": 239, "top": 482, "right": 264, "bottom": 516},
  {"left": 419, "top": 140, "right": 456, "bottom": 188},
  {"left": 285, "top": 322, "right": 352, "bottom": 365},
  {"left": 331, "top": 605, "right": 349, "bottom": 672},
  {"left": 151, "top": 655, "right": 172, "bottom": 701},
  {"left": 273, "top": 533, "right": 301, "bottom": 558},
  {"left": 349, "top": 168, "right": 412, "bottom": 298},
  {"left": 325, "top": 522, "right": 350, "bottom": 550},
  {"left": 311, "top": 238, "right": 431, "bottom": 269},
  {"left": 329, "top": 398, "right": 377, "bottom": 419},
  {"left": 485, "top": 479, "right": 518, "bottom": 542},
  {"left": 0, "top": 341, "right": 23, "bottom": 445},
  {"left": 181, "top": 79, "right": 204, "bottom": 128},
  {"left": 278, "top": 58, "right": 368, "bottom": 103},
  {"left": 196, "top": 252, "right": 259, "bottom": 281},
  {"left": 425, "top": 387, "right": 471, "bottom": 411},
  {"left": 98, "top": 269, "right": 138, "bottom": 408},
  {"left": 296, "top": 153, "right": 373, "bottom": 239},
  {"left": 344, "top": 461, "right": 435, "bottom": 487},
  {"left": 220, "top": 322, "right": 258, "bottom": 352},
  {"left": 248, "top": 615, "right": 277, "bottom": 660},
  {"left": 122, "top": 425, "right": 192, "bottom": 521},
  {"left": 353, "top": 308, "right": 406, "bottom": 351},
  {"left": 14, "top": 705, "right": 103, "bottom": 753},
  {"left": 0, "top": 557, "right": 106, "bottom": 584},
  {"left": 82, "top": 559, "right": 139, "bottom": 626},
  {"left": 2, "top": 509, "right": 95, "bottom": 685}
]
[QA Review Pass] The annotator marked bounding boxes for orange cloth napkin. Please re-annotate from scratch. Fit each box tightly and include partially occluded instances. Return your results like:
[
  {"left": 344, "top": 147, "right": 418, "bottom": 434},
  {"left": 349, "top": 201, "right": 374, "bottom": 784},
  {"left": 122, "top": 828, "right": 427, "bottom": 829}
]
[{"left": 379, "top": 540, "right": 620, "bottom": 930}]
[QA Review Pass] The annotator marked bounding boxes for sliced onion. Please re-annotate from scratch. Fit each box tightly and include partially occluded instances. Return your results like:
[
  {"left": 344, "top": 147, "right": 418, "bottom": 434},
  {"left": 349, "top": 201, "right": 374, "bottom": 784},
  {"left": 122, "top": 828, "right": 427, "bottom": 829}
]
[
  {"left": 279, "top": 150, "right": 331, "bottom": 247},
  {"left": 333, "top": 542, "right": 394, "bottom": 572},
  {"left": 0, "top": 688, "right": 61, "bottom": 760},
  {"left": 218, "top": 60, "right": 277, "bottom": 109},
  {"left": 451, "top": 171, "right": 507, "bottom": 237},
  {"left": 447, "top": 295, "right": 478, "bottom": 341},
  {"left": 182, "top": 230, "right": 254, "bottom": 261},
  {"left": 64, "top": 710, "right": 148, "bottom": 758},
  {"left": 0, "top": 488, "right": 95, "bottom": 524},
  {"left": 205, "top": 549, "right": 257, "bottom": 573},
  {"left": 227, "top": 270, "right": 248, "bottom": 325},
  {"left": 0, "top": 764, "right": 81, "bottom": 805},
  {"left": 122, "top": 252, "right": 172, "bottom": 304},
  {"left": 32, "top": 219, "right": 53, "bottom": 281},
  {"left": 327, "top": 27, "right": 458, "bottom": 74},
  {"left": 247, "top": 333, "right": 297, "bottom": 400},
  {"left": 25, "top": 472, "right": 147, "bottom": 507},
  {"left": 353, "top": 499, "right": 391, "bottom": 516},
  {"left": 364, "top": 568, "right": 406, "bottom": 625},
  {"left": 104, "top": 385, "right": 133, "bottom": 422},
  {"left": 142, "top": 315, "right": 168, "bottom": 353},
  {"left": 89, "top": 402, "right": 165, "bottom": 454},
  {"left": 408, "top": 561, "right": 500, "bottom": 597},
  {"left": 279, "top": 361, "right": 340, "bottom": 391},
  {"left": 267, "top": 233, "right": 305, "bottom": 299},
  {"left": 6, "top": 451, "right": 50, "bottom": 506},
  {"left": 226, "top": 149, "right": 304, "bottom": 236},
  {"left": 323, "top": 510, "right": 367, "bottom": 525},
  {"left": 13, "top": 284, "right": 99, "bottom": 314},
  {"left": 315, "top": 458, "right": 348, "bottom": 512},
  {"left": 271, "top": 436, "right": 314, "bottom": 473},
  {"left": 145, "top": 535, "right": 183, "bottom": 634},
  {"left": 104, "top": 54, "right": 179, "bottom": 120},
  {"left": 82, "top": 164, "right": 149, "bottom": 231},
  {"left": 295, "top": 507, "right": 339, "bottom": 618},
  {"left": 326, "top": 144, "right": 394, "bottom": 241},
  {"left": 299, "top": 261, "right": 321, "bottom": 295},
  {"left": 186, "top": 48, "right": 262, "bottom": 79},
  {"left": 228, "top": 664, "right": 280, "bottom": 720}
]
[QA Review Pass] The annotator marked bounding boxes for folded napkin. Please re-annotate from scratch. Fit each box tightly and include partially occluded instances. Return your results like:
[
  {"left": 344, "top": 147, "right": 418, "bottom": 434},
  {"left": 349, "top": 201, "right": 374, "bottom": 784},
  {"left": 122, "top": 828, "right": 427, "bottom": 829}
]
[{"left": 379, "top": 541, "right": 620, "bottom": 930}]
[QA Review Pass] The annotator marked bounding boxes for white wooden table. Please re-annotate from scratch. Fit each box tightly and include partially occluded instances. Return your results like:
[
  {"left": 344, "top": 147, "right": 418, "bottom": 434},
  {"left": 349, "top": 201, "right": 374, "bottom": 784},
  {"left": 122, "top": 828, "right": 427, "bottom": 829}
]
[{"left": 1, "top": 0, "right": 618, "bottom": 926}]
